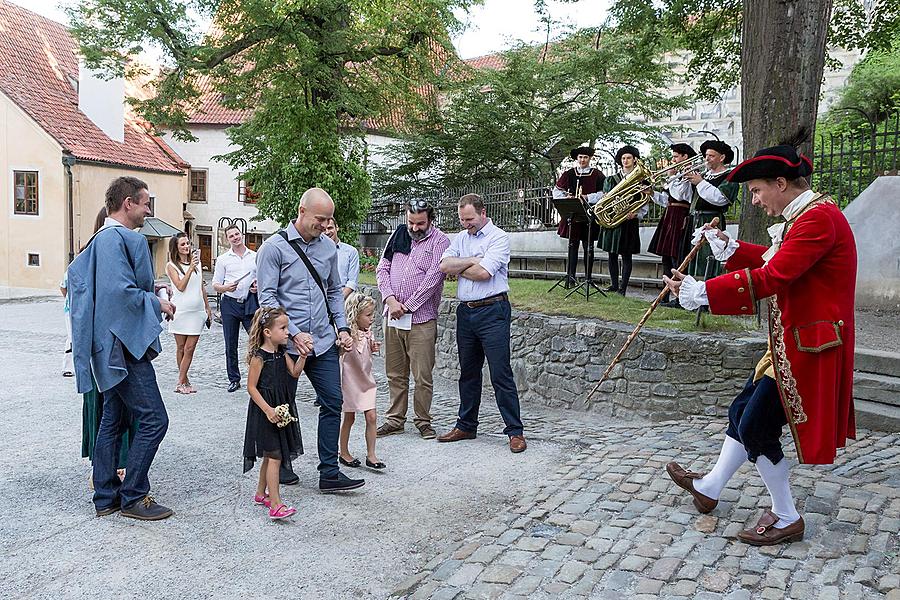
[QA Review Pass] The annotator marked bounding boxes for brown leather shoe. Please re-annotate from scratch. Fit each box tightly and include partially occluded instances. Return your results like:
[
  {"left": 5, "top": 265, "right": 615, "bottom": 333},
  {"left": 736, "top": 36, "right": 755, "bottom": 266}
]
[
  {"left": 509, "top": 435, "right": 527, "bottom": 453},
  {"left": 437, "top": 428, "right": 476, "bottom": 443},
  {"left": 665, "top": 461, "right": 718, "bottom": 514},
  {"left": 737, "top": 510, "right": 805, "bottom": 546}
]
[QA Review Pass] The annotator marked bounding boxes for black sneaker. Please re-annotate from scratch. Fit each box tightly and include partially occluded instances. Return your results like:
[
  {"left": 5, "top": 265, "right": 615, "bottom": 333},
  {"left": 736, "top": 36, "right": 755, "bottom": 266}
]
[
  {"left": 121, "top": 495, "right": 174, "bottom": 521},
  {"left": 319, "top": 472, "right": 365, "bottom": 493},
  {"left": 95, "top": 502, "right": 120, "bottom": 517},
  {"left": 280, "top": 468, "right": 299, "bottom": 486}
]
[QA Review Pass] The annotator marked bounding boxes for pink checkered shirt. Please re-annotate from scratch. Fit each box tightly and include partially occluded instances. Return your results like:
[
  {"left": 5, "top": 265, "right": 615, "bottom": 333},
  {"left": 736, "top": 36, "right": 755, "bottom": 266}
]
[{"left": 376, "top": 226, "right": 450, "bottom": 324}]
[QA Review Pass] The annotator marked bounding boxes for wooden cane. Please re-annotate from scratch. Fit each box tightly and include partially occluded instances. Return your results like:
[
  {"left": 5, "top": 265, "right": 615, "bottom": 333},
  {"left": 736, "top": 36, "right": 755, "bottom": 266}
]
[{"left": 586, "top": 217, "right": 720, "bottom": 400}]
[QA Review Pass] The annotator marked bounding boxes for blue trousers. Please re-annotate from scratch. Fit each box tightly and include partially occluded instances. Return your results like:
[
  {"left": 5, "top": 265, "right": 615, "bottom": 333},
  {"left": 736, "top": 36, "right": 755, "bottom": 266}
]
[
  {"left": 726, "top": 375, "right": 788, "bottom": 465},
  {"left": 455, "top": 300, "right": 524, "bottom": 436},
  {"left": 93, "top": 352, "right": 169, "bottom": 510},
  {"left": 221, "top": 294, "right": 258, "bottom": 383},
  {"left": 286, "top": 345, "right": 342, "bottom": 479}
]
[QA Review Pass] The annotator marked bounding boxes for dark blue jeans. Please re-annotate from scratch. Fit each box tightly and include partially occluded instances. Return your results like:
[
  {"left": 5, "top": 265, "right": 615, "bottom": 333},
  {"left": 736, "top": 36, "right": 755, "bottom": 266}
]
[
  {"left": 221, "top": 294, "right": 258, "bottom": 383},
  {"left": 455, "top": 300, "right": 524, "bottom": 436},
  {"left": 286, "top": 345, "right": 342, "bottom": 479},
  {"left": 726, "top": 375, "right": 787, "bottom": 465},
  {"left": 93, "top": 353, "right": 169, "bottom": 510}
]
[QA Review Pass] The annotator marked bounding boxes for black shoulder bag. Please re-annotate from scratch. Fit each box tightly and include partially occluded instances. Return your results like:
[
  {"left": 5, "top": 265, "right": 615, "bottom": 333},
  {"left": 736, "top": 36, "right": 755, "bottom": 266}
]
[{"left": 277, "top": 230, "right": 337, "bottom": 332}]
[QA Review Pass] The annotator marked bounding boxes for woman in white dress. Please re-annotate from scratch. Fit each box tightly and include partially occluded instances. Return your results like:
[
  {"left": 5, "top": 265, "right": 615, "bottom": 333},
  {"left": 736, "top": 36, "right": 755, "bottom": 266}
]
[{"left": 166, "top": 233, "right": 212, "bottom": 394}]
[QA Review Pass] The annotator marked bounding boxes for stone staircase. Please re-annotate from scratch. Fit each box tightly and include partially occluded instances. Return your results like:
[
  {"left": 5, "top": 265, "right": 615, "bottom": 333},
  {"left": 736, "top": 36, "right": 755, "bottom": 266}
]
[{"left": 854, "top": 348, "right": 900, "bottom": 432}]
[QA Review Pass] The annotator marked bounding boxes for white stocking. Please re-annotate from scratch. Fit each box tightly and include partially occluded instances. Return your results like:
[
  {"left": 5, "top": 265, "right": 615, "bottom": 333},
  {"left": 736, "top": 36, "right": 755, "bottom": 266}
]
[
  {"left": 693, "top": 435, "right": 746, "bottom": 500},
  {"left": 755, "top": 455, "right": 801, "bottom": 528}
]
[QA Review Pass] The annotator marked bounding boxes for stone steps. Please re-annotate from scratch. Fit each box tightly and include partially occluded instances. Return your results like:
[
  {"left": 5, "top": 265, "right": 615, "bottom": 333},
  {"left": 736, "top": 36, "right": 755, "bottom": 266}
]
[{"left": 854, "top": 349, "right": 900, "bottom": 432}]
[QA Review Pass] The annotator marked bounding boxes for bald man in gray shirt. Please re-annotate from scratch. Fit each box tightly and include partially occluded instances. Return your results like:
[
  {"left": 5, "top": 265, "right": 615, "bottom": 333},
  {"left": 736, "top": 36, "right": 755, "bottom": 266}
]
[{"left": 256, "top": 188, "right": 364, "bottom": 493}]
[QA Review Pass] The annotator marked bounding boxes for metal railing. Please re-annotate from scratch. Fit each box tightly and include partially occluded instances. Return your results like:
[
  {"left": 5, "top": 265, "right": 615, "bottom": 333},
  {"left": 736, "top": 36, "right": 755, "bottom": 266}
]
[
  {"left": 365, "top": 170, "right": 743, "bottom": 235},
  {"left": 813, "top": 110, "right": 900, "bottom": 207}
]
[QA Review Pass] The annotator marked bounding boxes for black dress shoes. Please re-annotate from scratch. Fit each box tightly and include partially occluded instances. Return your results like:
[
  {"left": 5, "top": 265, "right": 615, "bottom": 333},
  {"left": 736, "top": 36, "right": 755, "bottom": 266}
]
[
  {"left": 227, "top": 381, "right": 240, "bottom": 393},
  {"left": 604, "top": 285, "right": 619, "bottom": 293},
  {"left": 319, "top": 472, "right": 365, "bottom": 493}
]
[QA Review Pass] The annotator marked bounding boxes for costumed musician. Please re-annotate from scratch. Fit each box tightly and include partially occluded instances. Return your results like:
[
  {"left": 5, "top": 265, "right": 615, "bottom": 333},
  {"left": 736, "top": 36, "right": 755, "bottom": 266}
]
[
  {"left": 553, "top": 146, "right": 606, "bottom": 285},
  {"left": 683, "top": 140, "right": 738, "bottom": 279},
  {"left": 599, "top": 145, "right": 649, "bottom": 296},
  {"left": 647, "top": 143, "right": 698, "bottom": 308},
  {"left": 662, "top": 135, "right": 857, "bottom": 546}
]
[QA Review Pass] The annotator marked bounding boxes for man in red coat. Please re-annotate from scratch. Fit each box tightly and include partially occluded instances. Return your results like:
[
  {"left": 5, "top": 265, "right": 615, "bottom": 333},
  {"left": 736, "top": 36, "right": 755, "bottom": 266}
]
[{"left": 661, "top": 138, "right": 857, "bottom": 546}]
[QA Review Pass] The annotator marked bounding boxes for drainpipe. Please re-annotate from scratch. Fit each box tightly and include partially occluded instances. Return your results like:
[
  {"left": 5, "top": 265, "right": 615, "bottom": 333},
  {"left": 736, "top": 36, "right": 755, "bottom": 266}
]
[{"left": 62, "top": 153, "right": 77, "bottom": 264}]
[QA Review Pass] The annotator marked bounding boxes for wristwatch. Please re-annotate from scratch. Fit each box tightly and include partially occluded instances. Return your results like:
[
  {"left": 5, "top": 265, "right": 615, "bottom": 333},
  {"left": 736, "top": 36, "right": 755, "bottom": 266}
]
[{"left": 337, "top": 326, "right": 351, "bottom": 334}]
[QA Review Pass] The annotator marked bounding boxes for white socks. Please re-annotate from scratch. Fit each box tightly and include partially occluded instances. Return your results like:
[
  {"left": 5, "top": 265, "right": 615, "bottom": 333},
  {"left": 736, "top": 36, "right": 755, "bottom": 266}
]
[
  {"left": 693, "top": 435, "right": 747, "bottom": 500},
  {"left": 755, "top": 455, "right": 801, "bottom": 528}
]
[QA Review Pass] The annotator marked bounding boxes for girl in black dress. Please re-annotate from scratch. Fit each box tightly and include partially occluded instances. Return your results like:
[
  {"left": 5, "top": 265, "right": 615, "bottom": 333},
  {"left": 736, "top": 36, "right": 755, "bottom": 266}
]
[{"left": 243, "top": 306, "right": 304, "bottom": 520}]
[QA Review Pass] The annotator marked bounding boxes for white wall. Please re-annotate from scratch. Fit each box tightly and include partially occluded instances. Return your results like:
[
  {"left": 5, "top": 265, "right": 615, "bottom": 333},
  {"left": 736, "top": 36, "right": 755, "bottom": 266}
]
[{"left": 163, "top": 125, "right": 280, "bottom": 258}]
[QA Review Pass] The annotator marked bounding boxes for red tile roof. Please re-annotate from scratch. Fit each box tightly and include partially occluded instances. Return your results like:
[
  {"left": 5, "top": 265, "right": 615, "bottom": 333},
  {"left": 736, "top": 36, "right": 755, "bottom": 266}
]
[
  {"left": 185, "top": 74, "right": 251, "bottom": 125},
  {"left": 463, "top": 53, "right": 505, "bottom": 71},
  {"left": 0, "top": 1, "right": 187, "bottom": 174}
]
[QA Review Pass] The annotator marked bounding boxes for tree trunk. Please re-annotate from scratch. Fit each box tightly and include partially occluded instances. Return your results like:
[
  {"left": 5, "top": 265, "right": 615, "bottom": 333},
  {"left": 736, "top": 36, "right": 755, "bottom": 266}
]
[{"left": 739, "top": 0, "right": 833, "bottom": 244}]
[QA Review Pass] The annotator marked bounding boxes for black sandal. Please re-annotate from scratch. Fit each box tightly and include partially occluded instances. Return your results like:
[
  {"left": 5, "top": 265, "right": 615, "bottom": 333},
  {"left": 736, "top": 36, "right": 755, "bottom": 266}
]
[
  {"left": 365, "top": 459, "right": 386, "bottom": 470},
  {"left": 339, "top": 456, "right": 361, "bottom": 468}
]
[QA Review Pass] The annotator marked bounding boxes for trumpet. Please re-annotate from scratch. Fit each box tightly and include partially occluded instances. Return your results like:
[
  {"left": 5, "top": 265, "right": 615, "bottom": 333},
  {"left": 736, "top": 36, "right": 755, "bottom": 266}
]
[{"left": 592, "top": 154, "right": 706, "bottom": 228}]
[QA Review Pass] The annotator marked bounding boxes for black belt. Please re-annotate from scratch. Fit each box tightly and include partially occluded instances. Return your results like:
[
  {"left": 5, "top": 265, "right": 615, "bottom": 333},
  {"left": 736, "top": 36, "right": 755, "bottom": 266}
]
[{"left": 464, "top": 293, "right": 508, "bottom": 308}]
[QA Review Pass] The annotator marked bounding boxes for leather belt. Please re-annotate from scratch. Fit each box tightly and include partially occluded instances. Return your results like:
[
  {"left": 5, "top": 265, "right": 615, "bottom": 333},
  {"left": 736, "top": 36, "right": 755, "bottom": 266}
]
[
  {"left": 464, "top": 293, "right": 508, "bottom": 308},
  {"left": 668, "top": 201, "right": 690, "bottom": 208}
]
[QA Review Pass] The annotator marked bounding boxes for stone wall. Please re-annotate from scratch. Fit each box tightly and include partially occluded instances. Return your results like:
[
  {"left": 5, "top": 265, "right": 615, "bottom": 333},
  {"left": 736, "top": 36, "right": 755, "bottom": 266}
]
[{"left": 360, "top": 285, "right": 767, "bottom": 421}]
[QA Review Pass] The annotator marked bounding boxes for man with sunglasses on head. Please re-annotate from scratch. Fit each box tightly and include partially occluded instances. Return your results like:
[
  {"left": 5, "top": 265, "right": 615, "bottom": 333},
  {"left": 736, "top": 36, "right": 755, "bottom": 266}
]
[{"left": 376, "top": 200, "right": 450, "bottom": 440}]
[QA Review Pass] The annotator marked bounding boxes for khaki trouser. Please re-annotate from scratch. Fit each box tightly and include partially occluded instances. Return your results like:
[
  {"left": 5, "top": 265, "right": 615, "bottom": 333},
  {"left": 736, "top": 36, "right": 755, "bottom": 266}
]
[{"left": 383, "top": 319, "right": 437, "bottom": 429}]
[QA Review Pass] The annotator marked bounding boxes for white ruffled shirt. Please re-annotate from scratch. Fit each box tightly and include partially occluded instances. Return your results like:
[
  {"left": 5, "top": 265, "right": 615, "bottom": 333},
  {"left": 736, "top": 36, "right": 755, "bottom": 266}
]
[{"left": 677, "top": 190, "right": 817, "bottom": 311}]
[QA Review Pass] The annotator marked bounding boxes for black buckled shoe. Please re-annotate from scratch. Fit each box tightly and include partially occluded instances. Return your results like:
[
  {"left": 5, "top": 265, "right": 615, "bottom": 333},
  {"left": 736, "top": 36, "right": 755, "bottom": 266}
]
[
  {"left": 121, "top": 495, "right": 174, "bottom": 521},
  {"left": 319, "top": 472, "right": 365, "bottom": 493}
]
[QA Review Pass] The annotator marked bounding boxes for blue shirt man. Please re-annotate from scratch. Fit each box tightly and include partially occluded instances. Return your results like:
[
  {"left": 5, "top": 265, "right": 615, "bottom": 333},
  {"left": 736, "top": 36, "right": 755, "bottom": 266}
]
[
  {"left": 256, "top": 187, "right": 364, "bottom": 492},
  {"left": 439, "top": 193, "right": 526, "bottom": 454},
  {"left": 68, "top": 176, "right": 175, "bottom": 521},
  {"left": 324, "top": 218, "right": 360, "bottom": 299}
]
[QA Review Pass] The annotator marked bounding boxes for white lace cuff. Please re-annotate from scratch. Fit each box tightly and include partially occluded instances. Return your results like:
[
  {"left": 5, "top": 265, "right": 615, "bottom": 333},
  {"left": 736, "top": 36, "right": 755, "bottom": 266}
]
[
  {"left": 689, "top": 227, "right": 739, "bottom": 261},
  {"left": 678, "top": 275, "right": 708, "bottom": 311}
]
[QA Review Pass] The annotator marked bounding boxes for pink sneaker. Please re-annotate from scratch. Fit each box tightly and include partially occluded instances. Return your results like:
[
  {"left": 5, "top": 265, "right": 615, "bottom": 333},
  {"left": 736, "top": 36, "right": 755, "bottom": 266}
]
[
  {"left": 253, "top": 494, "right": 271, "bottom": 507},
  {"left": 269, "top": 504, "right": 296, "bottom": 520}
]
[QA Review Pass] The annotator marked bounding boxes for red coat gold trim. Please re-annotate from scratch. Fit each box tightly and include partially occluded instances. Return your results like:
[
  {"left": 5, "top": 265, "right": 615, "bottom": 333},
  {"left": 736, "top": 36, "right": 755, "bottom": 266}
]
[{"left": 705, "top": 197, "right": 857, "bottom": 464}]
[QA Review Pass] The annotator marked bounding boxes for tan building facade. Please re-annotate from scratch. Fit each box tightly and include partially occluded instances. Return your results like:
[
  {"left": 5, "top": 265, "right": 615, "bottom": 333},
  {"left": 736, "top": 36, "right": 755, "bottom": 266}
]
[{"left": 0, "top": 2, "right": 189, "bottom": 297}]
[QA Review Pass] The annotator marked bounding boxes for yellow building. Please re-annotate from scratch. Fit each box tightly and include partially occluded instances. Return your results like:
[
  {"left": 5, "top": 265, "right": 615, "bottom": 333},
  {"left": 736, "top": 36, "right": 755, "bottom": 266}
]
[{"left": 0, "top": 2, "right": 188, "bottom": 297}]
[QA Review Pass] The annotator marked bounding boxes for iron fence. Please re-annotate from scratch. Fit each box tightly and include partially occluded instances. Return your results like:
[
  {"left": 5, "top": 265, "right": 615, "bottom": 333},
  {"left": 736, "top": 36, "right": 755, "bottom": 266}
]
[
  {"left": 813, "top": 110, "right": 900, "bottom": 207},
  {"left": 364, "top": 169, "right": 742, "bottom": 235}
]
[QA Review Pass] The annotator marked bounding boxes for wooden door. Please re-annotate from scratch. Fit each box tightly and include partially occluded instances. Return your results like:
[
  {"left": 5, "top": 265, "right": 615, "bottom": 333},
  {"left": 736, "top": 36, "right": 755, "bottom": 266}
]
[{"left": 199, "top": 234, "right": 212, "bottom": 271}]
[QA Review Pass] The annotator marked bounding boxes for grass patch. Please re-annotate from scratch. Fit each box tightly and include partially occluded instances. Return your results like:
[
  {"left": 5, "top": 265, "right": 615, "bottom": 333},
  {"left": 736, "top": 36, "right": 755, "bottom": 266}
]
[{"left": 358, "top": 272, "right": 755, "bottom": 333}]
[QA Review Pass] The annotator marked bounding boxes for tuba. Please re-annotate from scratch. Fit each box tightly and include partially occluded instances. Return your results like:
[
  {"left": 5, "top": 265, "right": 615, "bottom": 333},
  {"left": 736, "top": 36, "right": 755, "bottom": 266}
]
[{"left": 593, "top": 154, "right": 706, "bottom": 228}]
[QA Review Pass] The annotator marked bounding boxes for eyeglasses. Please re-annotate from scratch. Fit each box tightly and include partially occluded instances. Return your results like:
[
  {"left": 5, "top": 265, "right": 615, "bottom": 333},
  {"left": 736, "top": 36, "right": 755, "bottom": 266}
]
[{"left": 408, "top": 199, "right": 430, "bottom": 211}]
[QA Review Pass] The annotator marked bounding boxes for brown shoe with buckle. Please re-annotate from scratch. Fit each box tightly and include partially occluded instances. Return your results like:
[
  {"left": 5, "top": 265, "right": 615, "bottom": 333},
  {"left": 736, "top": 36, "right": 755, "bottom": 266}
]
[
  {"left": 737, "top": 510, "right": 805, "bottom": 546},
  {"left": 509, "top": 435, "right": 527, "bottom": 453},
  {"left": 437, "top": 428, "right": 477, "bottom": 443},
  {"left": 665, "top": 462, "right": 718, "bottom": 514}
]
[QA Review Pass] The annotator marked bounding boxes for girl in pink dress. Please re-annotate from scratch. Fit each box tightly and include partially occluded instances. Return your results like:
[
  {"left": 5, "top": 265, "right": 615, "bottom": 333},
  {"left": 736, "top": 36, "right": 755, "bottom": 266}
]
[{"left": 339, "top": 292, "right": 385, "bottom": 470}]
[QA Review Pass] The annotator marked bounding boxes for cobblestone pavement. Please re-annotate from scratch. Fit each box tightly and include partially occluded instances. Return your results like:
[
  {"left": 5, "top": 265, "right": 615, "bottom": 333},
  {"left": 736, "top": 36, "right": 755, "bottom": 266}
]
[
  {"left": 399, "top": 392, "right": 900, "bottom": 600},
  {"left": 2, "top": 298, "right": 898, "bottom": 599}
]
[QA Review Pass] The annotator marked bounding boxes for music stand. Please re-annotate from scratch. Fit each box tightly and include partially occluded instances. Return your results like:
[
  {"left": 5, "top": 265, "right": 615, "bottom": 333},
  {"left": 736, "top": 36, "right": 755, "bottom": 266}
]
[{"left": 548, "top": 196, "right": 606, "bottom": 299}]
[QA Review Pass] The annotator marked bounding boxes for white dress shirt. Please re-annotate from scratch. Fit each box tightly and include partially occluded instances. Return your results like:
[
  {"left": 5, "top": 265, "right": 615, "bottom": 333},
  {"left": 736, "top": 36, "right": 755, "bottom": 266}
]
[{"left": 212, "top": 247, "right": 257, "bottom": 301}]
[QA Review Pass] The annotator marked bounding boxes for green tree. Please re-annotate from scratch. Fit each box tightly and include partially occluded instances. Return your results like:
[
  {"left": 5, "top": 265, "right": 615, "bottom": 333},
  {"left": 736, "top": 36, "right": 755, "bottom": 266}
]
[
  {"left": 609, "top": 0, "right": 900, "bottom": 243},
  {"left": 374, "top": 26, "right": 687, "bottom": 199},
  {"left": 67, "top": 0, "right": 474, "bottom": 232}
]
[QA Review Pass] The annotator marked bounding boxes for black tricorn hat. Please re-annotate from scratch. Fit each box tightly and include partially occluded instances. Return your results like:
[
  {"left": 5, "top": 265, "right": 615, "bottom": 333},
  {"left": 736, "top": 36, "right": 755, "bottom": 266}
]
[
  {"left": 669, "top": 143, "right": 696, "bottom": 158},
  {"left": 615, "top": 145, "right": 640, "bottom": 166},
  {"left": 727, "top": 145, "right": 814, "bottom": 183},
  {"left": 570, "top": 146, "right": 596, "bottom": 160},
  {"left": 700, "top": 140, "right": 734, "bottom": 164}
]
